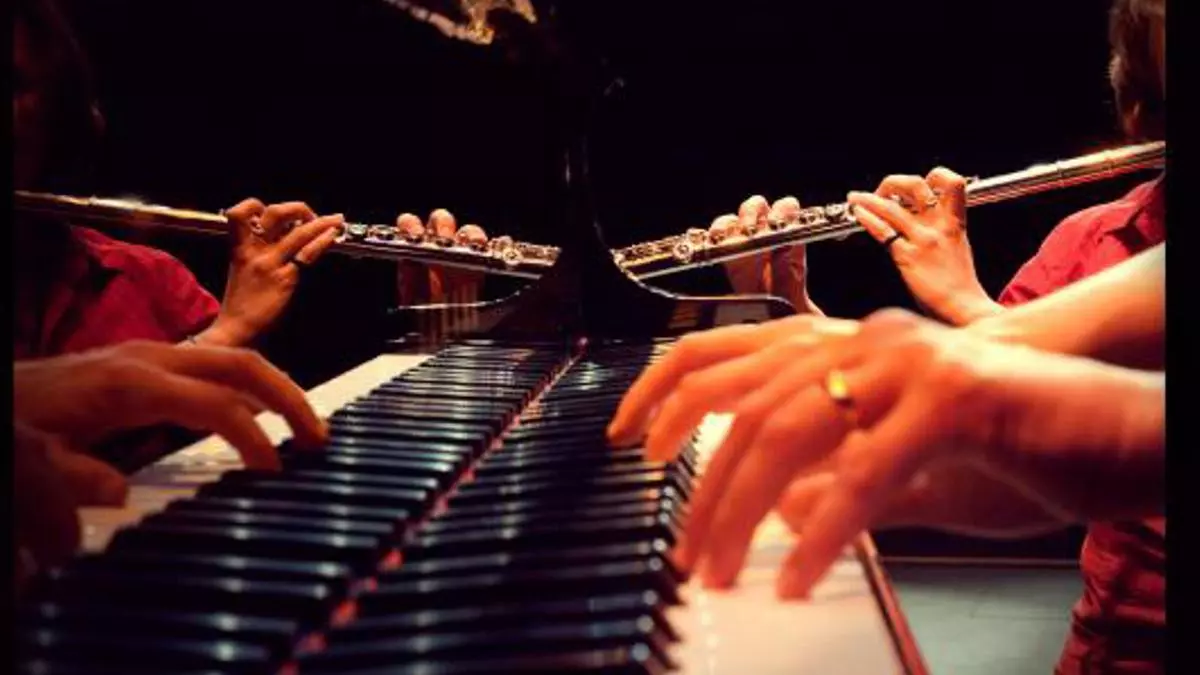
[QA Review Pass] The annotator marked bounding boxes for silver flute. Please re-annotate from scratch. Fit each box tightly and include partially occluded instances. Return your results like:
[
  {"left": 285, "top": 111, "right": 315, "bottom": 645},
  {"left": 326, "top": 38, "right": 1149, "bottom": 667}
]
[{"left": 13, "top": 140, "right": 1164, "bottom": 280}]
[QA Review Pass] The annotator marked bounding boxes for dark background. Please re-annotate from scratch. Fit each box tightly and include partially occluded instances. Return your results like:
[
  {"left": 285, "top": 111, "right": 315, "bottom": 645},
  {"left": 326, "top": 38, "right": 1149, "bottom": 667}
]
[{"left": 59, "top": 0, "right": 1153, "bottom": 559}]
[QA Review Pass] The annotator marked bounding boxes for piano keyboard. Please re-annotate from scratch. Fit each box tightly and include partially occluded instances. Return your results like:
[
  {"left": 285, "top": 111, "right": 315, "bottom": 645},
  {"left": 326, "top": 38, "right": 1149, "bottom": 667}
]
[{"left": 21, "top": 342, "right": 925, "bottom": 674}]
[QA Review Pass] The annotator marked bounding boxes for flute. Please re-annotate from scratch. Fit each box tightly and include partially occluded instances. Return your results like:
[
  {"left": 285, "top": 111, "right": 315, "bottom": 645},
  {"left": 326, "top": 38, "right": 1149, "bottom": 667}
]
[
  {"left": 615, "top": 140, "right": 1165, "bottom": 279},
  {"left": 14, "top": 140, "right": 1163, "bottom": 280}
]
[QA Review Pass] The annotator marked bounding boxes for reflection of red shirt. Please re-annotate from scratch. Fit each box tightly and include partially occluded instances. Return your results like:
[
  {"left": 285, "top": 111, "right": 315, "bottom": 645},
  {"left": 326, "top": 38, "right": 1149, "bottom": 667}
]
[
  {"left": 998, "top": 176, "right": 1165, "bottom": 675},
  {"left": 14, "top": 226, "right": 220, "bottom": 359}
]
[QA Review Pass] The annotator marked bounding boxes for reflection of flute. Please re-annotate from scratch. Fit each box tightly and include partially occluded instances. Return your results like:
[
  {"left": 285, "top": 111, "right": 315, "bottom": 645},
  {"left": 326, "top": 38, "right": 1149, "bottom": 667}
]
[
  {"left": 13, "top": 190, "right": 560, "bottom": 279},
  {"left": 15, "top": 141, "right": 1164, "bottom": 281}
]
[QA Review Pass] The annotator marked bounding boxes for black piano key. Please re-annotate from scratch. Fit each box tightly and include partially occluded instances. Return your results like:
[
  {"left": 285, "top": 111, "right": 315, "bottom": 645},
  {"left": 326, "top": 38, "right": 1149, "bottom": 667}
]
[
  {"left": 197, "top": 474, "right": 434, "bottom": 513},
  {"left": 418, "top": 500, "right": 682, "bottom": 537},
  {"left": 17, "top": 628, "right": 274, "bottom": 674},
  {"left": 296, "top": 617, "right": 674, "bottom": 673},
  {"left": 351, "top": 395, "right": 516, "bottom": 415},
  {"left": 442, "top": 490, "right": 686, "bottom": 522},
  {"left": 331, "top": 410, "right": 506, "bottom": 433},
  {"left": 62, "top": 551, "right": 352, "bottom": 587},
  {"left": 141, "top": 508, "right": 396, "bottom": 539},
  {"left": 373, "top": 383, "right": 529, "bottom": 403},
  {"left": 386, "top": 542, "right": 681, "bottom": 584},
  {"left": 220, "top": 467, "right": 442, "bottom": 494},
  {"left": 20, "top": 602, "right": 298, "bottom": 654},
  {"left": 508, "top": 413, "right": 614, "bottom": 428},
  {"left": 16, "top": 660, "right": 226, "bottom": 675},
  {"left": 333, "top": 590, "right": 677, "bottom": 643},
  {"left": 328, "top": 417, "right": 495, "bottom": 439},
  {"left": 296, "top": 645, "right": 668, "bottom": 675},
  {"left": 480, "top": 449, "right": 697, "bottom": 480},
  {"left": 403, "top": 514, "right": 678, "bottom": 560},
  {"left": 398, "top": 370, "right": 545, "bottom": 386},
  {"left": 297, "top": 437, "right": 478, "bottom": 463},
  {"left": 280, "top": 451, "right": 462, "bottom": 482},
  {"left": 168, "top": 496, "right": 411, "bottom": 527},
  {"left": 466, "top": 463, "right": 691, "bottom": 493},
  {"left": 108, "top": 522, "right": 384, "bottom": 571},
  {"left": 448, "top": 470, "right": 690, "bottom": 507},
  {"left": 474, "top": 448, "right": 655, "bottom": 474},
  {"left": 326, "top": 422, "right": 490, "bottom": 448},
  {"left": 30, "top": 568, "right": 335, "bottom": 625}
]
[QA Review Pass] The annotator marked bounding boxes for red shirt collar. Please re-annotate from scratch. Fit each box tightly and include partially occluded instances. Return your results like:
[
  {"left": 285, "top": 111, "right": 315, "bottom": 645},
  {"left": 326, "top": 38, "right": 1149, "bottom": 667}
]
[{"left": 1100, "top": 174, "right": 1165, "bottom": 244}]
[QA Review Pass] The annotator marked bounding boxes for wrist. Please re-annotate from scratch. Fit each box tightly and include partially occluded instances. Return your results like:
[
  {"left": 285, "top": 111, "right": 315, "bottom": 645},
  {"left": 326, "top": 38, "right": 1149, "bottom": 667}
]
[
  {"left": 942, "top": 292, "right": 1004, "bottom": 327},
  {"left": 191, "top": 317, "right": 252, "bottom": 348}
]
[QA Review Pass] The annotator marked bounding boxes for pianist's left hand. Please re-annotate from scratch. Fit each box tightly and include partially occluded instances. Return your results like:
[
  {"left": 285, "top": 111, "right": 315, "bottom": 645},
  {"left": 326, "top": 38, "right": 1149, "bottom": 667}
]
[
  {"left": 608, "top": 309, "right": 1163, "bottom": 598},
  {"left": 14, "top": 422, "right": 127, "bottom": 595},
  {"left": 15, "top": 340, "right": 329, "bottom": 470}
]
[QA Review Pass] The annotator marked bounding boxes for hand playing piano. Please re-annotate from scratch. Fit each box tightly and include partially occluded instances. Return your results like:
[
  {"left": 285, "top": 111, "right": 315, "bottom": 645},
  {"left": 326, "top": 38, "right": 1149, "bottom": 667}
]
[
  {"left": 396, "top": 208, "right": 489, "bottom": 305},
  {"left": 14, "top": 422, "right": 126, "bottom": 595},
  {"left": 196, "top": 199, "right": 346, "bottom": 347},
  {"left": 847, "top": 169, "right": 1002, "bottom": 325},
  {"left": 711, "top": 195, "right": 821, "bottom": 314},
  {"left": 15, "top": 341, "right": 329, "bottom": 471},
  {"left": 608, "top": 309, "right": 1163, "bottom": 599}
]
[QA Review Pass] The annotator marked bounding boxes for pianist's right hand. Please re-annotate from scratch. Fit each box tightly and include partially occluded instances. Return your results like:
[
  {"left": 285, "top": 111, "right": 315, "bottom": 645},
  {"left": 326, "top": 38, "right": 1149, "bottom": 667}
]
[{"left": 14, "top": 341, "right": 329, "bottom": 471}]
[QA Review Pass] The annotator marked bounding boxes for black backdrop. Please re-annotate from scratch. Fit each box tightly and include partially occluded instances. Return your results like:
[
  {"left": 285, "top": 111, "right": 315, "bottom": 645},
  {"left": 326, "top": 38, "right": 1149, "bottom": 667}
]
[{"left": 60, "top": 0, "right": 1149, "bottom": 559}]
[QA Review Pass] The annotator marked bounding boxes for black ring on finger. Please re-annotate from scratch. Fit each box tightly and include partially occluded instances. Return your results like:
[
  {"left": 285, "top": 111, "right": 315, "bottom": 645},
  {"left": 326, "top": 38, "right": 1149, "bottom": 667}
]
[
  {"left": 881, "top": 233, "right": 903, "bottom": 249},
  {"left": 289, "top": 257, "right": 309, "bottom": 271}
]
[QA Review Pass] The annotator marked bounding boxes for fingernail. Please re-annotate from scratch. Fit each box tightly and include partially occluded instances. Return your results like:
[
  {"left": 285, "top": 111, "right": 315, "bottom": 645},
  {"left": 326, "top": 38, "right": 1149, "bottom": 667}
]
[
  {"left": 98, "top": 476, "right": 130, "bottom": 506},
  {"left": 777, "top": 565, "right": 815, "bottom": 600}
]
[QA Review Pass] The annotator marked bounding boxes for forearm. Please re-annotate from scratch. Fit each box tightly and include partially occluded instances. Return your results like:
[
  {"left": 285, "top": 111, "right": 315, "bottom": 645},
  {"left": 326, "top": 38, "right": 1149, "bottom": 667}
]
[
  {"left": 990, "top": 364, "right": 1164, "bottom": 523},
  {"left": 968, "top": 245, "right": 1164, "bottom": 368}
]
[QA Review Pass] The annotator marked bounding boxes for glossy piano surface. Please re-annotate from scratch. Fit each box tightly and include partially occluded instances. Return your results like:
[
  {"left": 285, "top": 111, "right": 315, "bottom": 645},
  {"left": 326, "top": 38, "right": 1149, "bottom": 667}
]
[{"left": 49, "top": 350, "right": 926, "bottom": 674}]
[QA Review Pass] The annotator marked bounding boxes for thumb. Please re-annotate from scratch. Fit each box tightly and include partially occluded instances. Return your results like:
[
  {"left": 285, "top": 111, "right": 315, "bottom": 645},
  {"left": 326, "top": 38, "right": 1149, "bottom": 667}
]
[{"left": 44, "top": 441, "right": 129, "bottom": 507}]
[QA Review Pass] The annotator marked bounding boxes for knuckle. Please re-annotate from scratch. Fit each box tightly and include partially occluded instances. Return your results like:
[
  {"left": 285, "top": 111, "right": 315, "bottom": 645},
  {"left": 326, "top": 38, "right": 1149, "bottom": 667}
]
[
  {"left": 674, "top": 372, "right": 705, "bottom": 400},
  {"left": 757, "top": 413, "right": 795, "bottom": 447},
  {"left": 863, "top": 307, "right": 922, "bottom": 332},
  {"left": 838, "top": 457, "right": 879, "bottom": 502}
]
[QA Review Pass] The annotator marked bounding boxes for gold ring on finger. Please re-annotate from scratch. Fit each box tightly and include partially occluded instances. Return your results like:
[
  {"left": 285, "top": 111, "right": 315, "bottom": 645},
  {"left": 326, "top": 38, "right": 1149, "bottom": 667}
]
[{"left": 823, "top": 369, "right": 861, "bottom": 429}]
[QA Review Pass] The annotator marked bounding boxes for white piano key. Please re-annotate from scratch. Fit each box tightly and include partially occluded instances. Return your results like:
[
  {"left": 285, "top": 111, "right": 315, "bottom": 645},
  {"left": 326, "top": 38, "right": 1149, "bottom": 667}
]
[{"left": 78, "top": 353, "right": 432, "bottom": 553}]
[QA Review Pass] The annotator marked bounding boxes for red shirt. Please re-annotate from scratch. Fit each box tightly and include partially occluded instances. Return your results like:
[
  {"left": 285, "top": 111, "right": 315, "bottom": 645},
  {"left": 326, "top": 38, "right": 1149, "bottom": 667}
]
[
  {"left": 14, "top": 226, "right": 220, "bottom": 360},
  {"left": 998, "top": 176, "right": 1166, "bottom": 675}
]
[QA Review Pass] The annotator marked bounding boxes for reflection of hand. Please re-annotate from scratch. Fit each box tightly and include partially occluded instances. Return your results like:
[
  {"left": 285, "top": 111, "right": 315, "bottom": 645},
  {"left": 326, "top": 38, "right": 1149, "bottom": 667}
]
[
  {"left": 397, "top": 208, "right": 489, "bottom": 305},
  {"left": 776, "top": 463, "right": 1069, "bottom": 545},
  {"left": 15, "top": 341, "right": 329, "bottom": 470},
  {"left": 609, "top": 309, "right": 1163, "bottom": 598},
  {"left": 14, "top": 422, "right": 126, "bottom": 594},
  {"left": 848, "top": 168, "right": 1000, "bottom": 325},
  {"left": 711, "top": 195, "right": 817, "bottom": 312},
  {"left": 199, "top": 199, "right": 345, "bottom": 347}
]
